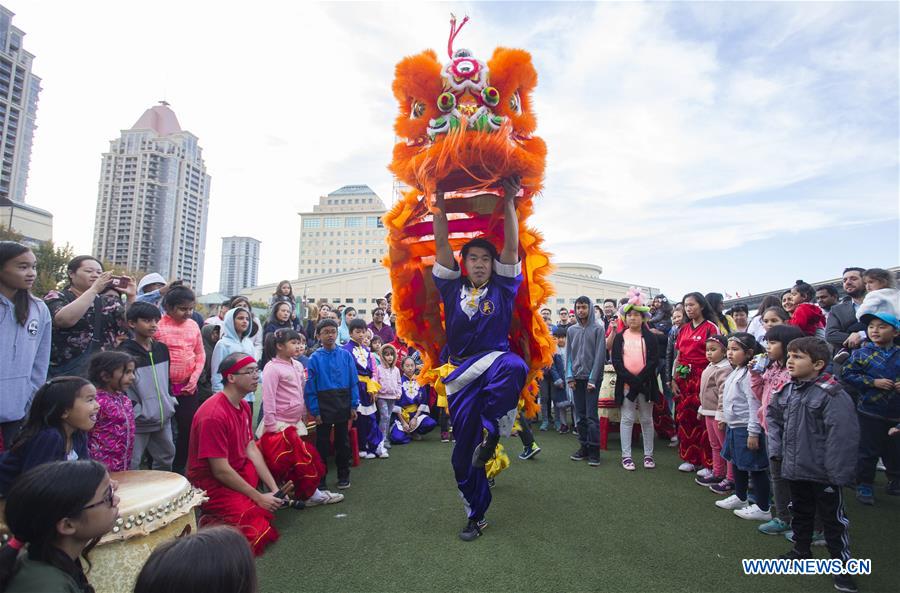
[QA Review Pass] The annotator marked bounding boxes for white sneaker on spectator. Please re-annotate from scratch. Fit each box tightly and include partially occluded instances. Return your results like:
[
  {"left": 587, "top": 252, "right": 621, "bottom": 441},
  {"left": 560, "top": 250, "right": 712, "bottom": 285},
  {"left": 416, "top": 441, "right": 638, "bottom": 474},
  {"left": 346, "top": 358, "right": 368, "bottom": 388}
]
[
  {"left": 734, "top": 504, "right": 772, "bottom": 521},
  {"left": 696, "top": 468, "right": 714, "bottom": 479},
  {"left": 877, "top": 458, "right": 886, "bottom": 471},
  {"left": 715, "top": 494, "right": 749, "bottom": 510},
  {"left": 375, "top": 445, "right": 389, "bottom": 459},
  {"left": 678, "top": 462, "right": 696, "bottom": 472},
  {"left": 363, "top": 452, "right": 376, "bottom": 459}
]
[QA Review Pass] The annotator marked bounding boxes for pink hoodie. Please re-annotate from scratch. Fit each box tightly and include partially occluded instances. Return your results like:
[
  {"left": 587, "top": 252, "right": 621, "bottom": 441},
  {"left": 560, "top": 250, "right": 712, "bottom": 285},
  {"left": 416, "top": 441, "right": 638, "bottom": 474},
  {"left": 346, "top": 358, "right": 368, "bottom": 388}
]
[
  {"left": 750, "top": 360, "right": 791, "bottom": 432},
  {"left": 377, "top": 364, "right": 401, "bottom": 400},
  {"left": 261, "top": 357, "right": 307, "bottom": 431}
]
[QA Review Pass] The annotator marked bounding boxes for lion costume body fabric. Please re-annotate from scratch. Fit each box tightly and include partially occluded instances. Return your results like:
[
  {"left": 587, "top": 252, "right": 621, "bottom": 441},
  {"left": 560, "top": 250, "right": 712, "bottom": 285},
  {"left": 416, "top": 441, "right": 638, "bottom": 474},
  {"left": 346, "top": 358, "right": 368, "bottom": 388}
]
[{"left": 384, "top": 18, "right": 554, "bottom": 416}]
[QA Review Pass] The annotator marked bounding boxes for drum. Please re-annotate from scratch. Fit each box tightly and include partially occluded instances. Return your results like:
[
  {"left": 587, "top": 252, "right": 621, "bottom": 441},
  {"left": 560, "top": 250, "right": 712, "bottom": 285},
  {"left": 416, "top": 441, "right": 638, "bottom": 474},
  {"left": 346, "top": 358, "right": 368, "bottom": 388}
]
[
  {"left": 89, "top": 470, "right": 206, "bottom": 593},
  {"left": 597, "top": 364, "right": 621, "bottom": 422}
]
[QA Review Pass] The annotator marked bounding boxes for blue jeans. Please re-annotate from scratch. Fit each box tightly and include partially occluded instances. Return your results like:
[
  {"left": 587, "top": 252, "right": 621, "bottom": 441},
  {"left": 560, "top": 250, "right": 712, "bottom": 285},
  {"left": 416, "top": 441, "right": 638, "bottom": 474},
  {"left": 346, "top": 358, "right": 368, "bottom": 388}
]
[{"left": 572, "top": 379, "right": 599, "bottom": 452}]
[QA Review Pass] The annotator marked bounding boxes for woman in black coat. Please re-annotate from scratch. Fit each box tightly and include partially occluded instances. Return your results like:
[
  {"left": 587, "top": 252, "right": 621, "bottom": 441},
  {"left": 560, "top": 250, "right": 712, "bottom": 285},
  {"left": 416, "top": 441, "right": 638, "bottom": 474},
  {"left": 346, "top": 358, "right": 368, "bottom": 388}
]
[{"left": 610, "top": 302, "right": 661, "bottom": 471}]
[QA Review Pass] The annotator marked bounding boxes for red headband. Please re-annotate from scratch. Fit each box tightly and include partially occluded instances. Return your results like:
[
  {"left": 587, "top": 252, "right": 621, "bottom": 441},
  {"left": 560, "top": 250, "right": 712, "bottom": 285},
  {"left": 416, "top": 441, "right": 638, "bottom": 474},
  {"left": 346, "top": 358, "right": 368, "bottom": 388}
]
[{"left": 222, "top": 356, "right": 255, "bottom": 379}]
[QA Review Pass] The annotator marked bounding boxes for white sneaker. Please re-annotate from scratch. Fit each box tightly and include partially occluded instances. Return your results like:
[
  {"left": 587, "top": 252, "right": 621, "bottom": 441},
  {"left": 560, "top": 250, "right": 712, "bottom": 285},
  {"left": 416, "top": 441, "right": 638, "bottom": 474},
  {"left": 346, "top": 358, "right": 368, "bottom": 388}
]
[
  {"left": 696, "top": 468, "right": 714, "bottom": 479},
  {"left": 876, "top": 458, "right": 886, "bottom": 471},
  {"left": 734, "top": 504, "right": 772, "bottom": 521},
  {"left": 375, "top": 446, "right": 389, "bottom": 459},
  {"left": 363, "top": 452, "right": 376, "bottom": 459},
  {"left": 678, "top": 462, "right": 697, "bottom": 472},
  {"left": 715, "top": 494, "right": 749, "bottom": 510},
  {"left": 306, "top": 490, "right": 345, "bottom": 506}
]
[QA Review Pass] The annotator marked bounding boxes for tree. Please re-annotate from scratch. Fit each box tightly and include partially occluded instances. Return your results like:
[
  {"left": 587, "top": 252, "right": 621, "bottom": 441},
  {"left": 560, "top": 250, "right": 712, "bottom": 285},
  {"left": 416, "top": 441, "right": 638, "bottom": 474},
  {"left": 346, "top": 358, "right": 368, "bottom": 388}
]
[
  {"left": 33, "top": 240, "right": 75, "bottom": 297},
  {"left": 0, "top": 224, "right": 24, "bottom": 242}
]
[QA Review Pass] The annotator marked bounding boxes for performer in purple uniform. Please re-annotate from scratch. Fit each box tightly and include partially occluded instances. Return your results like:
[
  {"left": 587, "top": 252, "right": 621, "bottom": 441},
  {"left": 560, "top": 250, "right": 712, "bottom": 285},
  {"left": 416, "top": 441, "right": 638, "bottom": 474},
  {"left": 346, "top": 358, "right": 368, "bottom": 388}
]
[
  {"left": 432, "top": 176, "right": 529, "bottom": 541},
  {"left": 344, "top": 318, "right": 386, "bottom": 459}
]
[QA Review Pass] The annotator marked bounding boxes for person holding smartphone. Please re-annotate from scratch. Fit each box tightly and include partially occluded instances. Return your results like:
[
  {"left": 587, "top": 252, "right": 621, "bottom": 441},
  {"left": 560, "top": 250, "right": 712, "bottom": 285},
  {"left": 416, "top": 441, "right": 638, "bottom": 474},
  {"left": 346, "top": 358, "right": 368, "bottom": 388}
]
[{"left": 44, "top": 256, "right": 135, "bottom": 378}]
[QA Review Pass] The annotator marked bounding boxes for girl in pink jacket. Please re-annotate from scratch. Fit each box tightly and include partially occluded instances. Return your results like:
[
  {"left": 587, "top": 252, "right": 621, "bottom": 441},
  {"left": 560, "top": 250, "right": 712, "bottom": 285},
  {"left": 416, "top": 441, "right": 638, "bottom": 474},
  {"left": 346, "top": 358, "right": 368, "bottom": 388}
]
[{"left": 750, "top": 324, "right": 804, "bottom": 536}]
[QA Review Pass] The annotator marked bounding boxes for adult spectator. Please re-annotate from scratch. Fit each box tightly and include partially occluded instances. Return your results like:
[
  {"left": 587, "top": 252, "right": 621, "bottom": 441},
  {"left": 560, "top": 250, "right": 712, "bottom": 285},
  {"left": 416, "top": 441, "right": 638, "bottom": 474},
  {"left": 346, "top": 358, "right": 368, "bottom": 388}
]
[
  {"left": 602, "top": 299, "right": 618, "bottom": 324},
  {"left": 540, "top": 307, "right": 555, "bottom": 332},
  {"left": 44, "top": 256, "right": 133, "bottom": 378},
  {"left": 728, "top": 304, "right": 750, "bottom": 332},
  {"left": 815, "top": 284, "right": 840, "bottom": 319},
  {"left": 704, "top": 292, "right": 735, "bottom": 334},
  {"left": 367, "top": 307, "right": 395, "bottom": 343},
  {"left": 135, "top": 272, "right": 168, "bottom": 307},
  {"left": 187, "top": 353, "right": 285, "bottom": 556},
  {"left": 557, "top": 307, "right": 572, "bottom": 329},
  {"left": 826, "top": 267, "right": 868, "bottom": 375},
  {"left": 0, "top": 242, "right": 51, "bottom": 446},
  {"left": 205, "top": 300, "right": 230, "bottom": 328}
]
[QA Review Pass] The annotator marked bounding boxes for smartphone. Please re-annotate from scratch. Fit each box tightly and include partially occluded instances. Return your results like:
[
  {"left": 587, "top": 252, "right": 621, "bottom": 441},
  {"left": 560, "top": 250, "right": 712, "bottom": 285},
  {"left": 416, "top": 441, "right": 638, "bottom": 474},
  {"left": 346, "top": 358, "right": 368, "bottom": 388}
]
[{"left": 110, "top": 276, "right": 129, "bottom": 290}]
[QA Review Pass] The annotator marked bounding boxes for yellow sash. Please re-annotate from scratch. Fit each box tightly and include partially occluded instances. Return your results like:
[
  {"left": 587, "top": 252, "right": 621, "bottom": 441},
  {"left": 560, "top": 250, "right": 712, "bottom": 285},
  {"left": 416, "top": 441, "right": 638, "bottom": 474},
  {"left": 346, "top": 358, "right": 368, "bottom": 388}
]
[{"left": 358, "top": 375, "right": 381, "bottom": 395}]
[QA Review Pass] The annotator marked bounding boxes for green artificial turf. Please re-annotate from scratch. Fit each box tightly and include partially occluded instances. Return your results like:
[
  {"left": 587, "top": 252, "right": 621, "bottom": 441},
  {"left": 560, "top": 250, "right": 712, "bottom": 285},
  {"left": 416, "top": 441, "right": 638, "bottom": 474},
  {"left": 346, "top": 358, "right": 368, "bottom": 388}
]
[{"left": 255, "top": 428, "right": 899, "bottom": 593}]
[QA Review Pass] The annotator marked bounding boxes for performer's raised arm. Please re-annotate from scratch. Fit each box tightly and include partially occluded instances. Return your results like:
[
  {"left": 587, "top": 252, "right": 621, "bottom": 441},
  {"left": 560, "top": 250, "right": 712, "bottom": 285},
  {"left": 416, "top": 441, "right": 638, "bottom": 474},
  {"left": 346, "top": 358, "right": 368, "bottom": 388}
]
[
  {"left": 433, "top": 191, "right": 456, "bottom": 270},
  {"left": 500, "top": 175, "right": 521, "bottom": 265}
]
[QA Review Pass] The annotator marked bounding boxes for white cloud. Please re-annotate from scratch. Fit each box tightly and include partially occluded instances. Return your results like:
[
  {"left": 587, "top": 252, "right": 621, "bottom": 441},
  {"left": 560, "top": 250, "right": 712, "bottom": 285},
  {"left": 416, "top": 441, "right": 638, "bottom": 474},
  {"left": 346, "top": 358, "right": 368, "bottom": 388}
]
[{"left": 11, "top": 0, "right": 898, "bottom": 299}]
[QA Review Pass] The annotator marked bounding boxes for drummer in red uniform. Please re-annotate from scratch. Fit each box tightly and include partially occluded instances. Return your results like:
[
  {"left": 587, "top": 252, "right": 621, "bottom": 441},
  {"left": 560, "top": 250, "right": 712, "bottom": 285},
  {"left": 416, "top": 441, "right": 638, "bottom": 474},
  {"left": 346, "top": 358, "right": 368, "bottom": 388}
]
[{"left": 186, "top": 353, "right": 287, "bottom": 556}]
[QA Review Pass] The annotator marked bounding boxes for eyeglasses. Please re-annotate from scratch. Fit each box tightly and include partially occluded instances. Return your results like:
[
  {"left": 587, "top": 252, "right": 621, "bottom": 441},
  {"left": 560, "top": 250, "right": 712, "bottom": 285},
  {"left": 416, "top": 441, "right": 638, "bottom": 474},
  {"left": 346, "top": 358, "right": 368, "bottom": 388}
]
[
  {"left": 82, "top": 484, "right": 116, "bottom": 511},
  {"left": 234, "top": 368, "right": 260, "bottom": 376}
]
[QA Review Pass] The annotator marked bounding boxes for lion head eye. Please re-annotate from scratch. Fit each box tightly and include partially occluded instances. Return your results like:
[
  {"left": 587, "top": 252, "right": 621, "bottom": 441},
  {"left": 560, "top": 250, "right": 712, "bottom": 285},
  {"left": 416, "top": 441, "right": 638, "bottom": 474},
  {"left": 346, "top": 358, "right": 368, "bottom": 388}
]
[
  {"left": 410, "top": 100, "right": 426, "bottom": 119},
  {"left": 508, "top": 91, "right": 522, "bottom": 115},
  {"left": 437, "top": 92, "right": 456, "bottom": 113},
  {"left": 481, "top": 87, "right": 500, "bottom": 107}
]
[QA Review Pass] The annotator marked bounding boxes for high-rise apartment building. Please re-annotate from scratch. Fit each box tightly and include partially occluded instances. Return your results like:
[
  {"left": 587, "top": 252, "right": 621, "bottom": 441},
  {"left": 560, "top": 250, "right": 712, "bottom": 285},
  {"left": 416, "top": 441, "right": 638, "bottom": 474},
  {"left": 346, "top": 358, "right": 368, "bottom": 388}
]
[
  {"left": 93, "top": 102, "right": 211, "bottom": 287},
  {"left": 0, "top": 6, "right": 41, "bottom": 203},
  {"left": 220, "top": 236, "right": 260, "bottom": 297},
  {"left": 297, "top": 185, "right": 387, "bottom": 278}
]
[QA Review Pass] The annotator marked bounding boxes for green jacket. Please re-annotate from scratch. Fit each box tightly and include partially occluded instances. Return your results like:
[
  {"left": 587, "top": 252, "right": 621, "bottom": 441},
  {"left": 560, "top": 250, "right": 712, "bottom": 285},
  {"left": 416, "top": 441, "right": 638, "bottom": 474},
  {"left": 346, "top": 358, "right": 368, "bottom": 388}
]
[{"left": 5, "top": 556, "right": 83, "bottom": 593}]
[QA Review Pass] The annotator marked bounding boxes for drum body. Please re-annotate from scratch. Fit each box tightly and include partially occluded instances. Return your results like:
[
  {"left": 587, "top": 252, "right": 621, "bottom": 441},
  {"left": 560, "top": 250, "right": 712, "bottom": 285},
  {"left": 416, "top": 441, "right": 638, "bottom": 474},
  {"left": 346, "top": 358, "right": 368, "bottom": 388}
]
[{"left": 90, "top": 470, "right": 206, "bottom": 593}]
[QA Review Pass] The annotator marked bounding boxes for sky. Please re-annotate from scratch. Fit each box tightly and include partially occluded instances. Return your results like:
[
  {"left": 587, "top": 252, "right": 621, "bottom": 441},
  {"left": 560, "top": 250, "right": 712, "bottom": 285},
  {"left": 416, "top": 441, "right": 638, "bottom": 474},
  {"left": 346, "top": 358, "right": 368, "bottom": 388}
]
[{"left": 11, "top": 1, "right": 900, "bottom": 298}]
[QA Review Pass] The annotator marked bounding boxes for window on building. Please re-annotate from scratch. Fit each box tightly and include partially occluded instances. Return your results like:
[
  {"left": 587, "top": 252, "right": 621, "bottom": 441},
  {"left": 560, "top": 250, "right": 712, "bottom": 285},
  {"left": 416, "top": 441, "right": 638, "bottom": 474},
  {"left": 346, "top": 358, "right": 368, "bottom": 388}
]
[
  {"left": 366, "top": 216, "right": 379, "bottom": 228},
  {"left": 324, "top": 217, "right": 341, "bottom": 228},
  {"left": 345, "top": 298, "right": 354, "bottom": 303}
]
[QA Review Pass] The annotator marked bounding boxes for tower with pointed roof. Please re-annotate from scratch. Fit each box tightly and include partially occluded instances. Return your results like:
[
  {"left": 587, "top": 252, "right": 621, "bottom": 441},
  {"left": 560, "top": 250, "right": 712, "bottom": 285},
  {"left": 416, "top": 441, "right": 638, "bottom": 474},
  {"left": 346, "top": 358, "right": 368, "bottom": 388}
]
[{"left": 93, "top": 102, "right": 210, "bottom": 287}]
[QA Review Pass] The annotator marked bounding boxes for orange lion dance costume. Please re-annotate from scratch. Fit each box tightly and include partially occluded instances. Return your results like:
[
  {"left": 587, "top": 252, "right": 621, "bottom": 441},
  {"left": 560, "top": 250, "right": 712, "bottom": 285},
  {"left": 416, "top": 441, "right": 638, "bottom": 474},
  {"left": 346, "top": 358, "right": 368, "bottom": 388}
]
[{"left": 384, "top": 16, "right": 554, "bottom": 419}]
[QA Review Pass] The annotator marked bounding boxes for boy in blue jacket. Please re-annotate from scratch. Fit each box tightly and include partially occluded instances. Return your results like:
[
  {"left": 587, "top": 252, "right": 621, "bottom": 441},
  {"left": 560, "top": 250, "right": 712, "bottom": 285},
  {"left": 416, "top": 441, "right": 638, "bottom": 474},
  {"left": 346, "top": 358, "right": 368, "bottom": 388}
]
[
  {"left": 841, "top": 310, "right": 900, "bottom": 505},
  {"left": 305, "top": 318, "right": 358, "bottom": 490}
]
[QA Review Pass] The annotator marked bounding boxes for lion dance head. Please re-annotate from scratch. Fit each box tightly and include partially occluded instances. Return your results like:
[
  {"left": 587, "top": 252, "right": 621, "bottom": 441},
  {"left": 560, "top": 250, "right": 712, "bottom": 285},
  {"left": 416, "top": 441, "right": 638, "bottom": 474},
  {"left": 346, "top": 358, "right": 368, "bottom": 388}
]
[{"left": 384, "top": 17, "right": 554, "bottom": 415}]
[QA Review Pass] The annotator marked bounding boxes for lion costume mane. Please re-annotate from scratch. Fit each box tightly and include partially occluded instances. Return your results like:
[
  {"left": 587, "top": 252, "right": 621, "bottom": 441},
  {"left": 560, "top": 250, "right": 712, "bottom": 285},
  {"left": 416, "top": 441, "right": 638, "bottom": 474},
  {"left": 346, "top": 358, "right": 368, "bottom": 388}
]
[{"left": 384, "top": 17, "right": 554, "bottom": 416}]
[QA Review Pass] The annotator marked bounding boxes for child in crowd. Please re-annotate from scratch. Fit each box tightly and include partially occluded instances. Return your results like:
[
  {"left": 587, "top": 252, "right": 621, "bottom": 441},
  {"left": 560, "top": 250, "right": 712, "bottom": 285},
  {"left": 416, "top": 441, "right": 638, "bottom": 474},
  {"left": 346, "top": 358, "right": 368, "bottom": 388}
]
[
  {"left": 747, "top": 296, "right": 783, "bottom": 342},
  {"left": 549, "top": 325, "right": 574, "bottom": 433},
  {"left": 258, "top": 328, "right": 343, "bottom": 507},
  {"left": 198, "top": 324, "right": 221, "bottom": 403},
  {"left": 832, "top": 269, "right": 899, "bottom": 365},
  {"left": 391, "top": 356, "right": 437, "bottom": 444},
  {"left": 787, "top": 280, "right": 826, "bottom": 337},
  {"left": 338, "top": 306, "right": 357, "bottom": 345},
  {"left": 119, "top": 301, "right": 176, "bottom": 471},
  {"left": 211, "top": 308, "right": 255, "bottom": 394},
  {"left": 750, "top": 325, "right": 806, "bottom": 535},
  {"left": 228, "top": 296, "right": 263, "bottom": 361},
  {"left": 767, "top": 337, "right": 859, "bottom": 593},
  {"left": 156, "top": 286, "right": 205, "bottom": 475},
  {"left": 305, "top": 319, "right": 358, "bottom": 490},
  {"left": 369, "top": 335, "right": 384, "bottom": 366},
  {"left": 664, "top": 307, "right": 685, "bottom": 443},
  {"left": 841, "top": 306, "right": 900, "bottom": 505},
  {"left": 566, "top": 295, "right": 606, "bottom": 466},
  {"left": 294, "top": 333, "right": 310, "bottom": 368},
  {"left": 610, "top": 293, "right": 660, "bottom": 470},
  {"left": 134, "top": 526, "right": 257, "bottom": 593},
  {"left": 715, "top": 333, "right": 772, "bottom": 522},
  {"left": 0, "top": 377, "right": 98, "bottom": 495},
  {"left": 0, "top": 460, "right": 119, "bottom": 593},
  {"left": 696, "top": 335, "right": 733, "bottom": 491},
  {"left": 345, "top": 318, "right": 386, "bottom": 459},
  {"left": 376, "top": 344, "right": 401, "bottom": 449},
  {"left": 87, "top": 351, "right": 136, "bottom": 472}
]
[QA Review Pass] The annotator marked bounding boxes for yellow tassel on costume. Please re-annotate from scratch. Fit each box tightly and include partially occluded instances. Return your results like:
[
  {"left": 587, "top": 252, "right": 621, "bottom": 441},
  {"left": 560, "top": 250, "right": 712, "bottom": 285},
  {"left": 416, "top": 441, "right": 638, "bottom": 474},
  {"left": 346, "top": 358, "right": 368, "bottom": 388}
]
[
  {"left": 485, "top": 443, "right": 509, "bottom": 479},
  {"left": 423, "top": 361, "right": 457, "bottom": 410}
]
